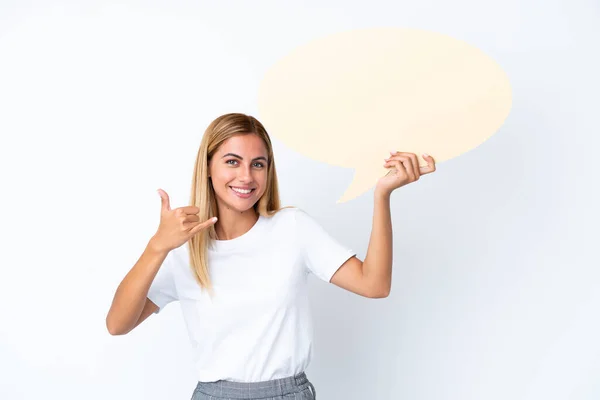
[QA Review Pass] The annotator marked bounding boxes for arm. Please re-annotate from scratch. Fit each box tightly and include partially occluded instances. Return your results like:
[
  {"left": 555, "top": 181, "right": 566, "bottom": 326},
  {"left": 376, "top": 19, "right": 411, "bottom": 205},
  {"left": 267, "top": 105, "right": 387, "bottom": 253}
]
[
  {"left": 332, "top": 151, "right": 435, "bottom": 298},
  {"left": 330, "top": 191, "right": 392, "bottom": 298},
  {"left": 105, "top": 239, "right": 169, "bottom": 335},
  {"left": 362, "top": 191, "right": 393, "bottom": 297}
]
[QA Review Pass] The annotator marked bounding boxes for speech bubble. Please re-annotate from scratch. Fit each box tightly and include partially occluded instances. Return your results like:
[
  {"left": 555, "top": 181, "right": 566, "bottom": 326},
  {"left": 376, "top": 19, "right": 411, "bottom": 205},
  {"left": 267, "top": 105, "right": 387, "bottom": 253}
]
[{"left": 257, "top": 27, "right": 512, "bottom": 203}]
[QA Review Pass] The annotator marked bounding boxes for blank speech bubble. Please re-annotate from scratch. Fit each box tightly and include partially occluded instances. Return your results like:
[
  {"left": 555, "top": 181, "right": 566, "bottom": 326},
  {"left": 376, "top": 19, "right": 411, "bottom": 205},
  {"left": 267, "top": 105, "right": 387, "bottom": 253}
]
[{"left": 257, "top": 27, "right": 512, "bottom": 203}]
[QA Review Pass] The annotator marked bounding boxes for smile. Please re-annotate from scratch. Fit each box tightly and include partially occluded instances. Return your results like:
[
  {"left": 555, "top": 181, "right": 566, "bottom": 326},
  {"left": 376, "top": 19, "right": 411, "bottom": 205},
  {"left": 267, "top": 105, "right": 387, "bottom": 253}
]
[{"left": 230, "top": 186, "right": 255, "bottom": 198}]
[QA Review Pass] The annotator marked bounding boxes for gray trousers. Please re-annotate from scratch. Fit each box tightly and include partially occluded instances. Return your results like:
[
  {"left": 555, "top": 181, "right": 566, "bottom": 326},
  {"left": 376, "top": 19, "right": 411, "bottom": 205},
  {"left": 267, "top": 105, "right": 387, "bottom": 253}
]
[{"left": 191, "top": 371, "right": 316, "bottom": 400}]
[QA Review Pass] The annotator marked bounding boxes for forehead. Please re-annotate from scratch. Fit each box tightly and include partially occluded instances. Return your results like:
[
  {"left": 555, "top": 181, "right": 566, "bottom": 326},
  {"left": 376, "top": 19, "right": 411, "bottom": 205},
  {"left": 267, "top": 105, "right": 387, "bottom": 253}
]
[{"left": 218, "top": 134, "right": 267, "bottom": 155}]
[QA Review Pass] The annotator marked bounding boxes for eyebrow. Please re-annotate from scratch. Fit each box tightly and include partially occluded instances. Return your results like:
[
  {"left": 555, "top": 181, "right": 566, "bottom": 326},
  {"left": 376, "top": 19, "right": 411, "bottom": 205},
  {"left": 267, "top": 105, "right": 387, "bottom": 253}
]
[{"left": 222, "top": 153, "right": 268, "bottom": 162}]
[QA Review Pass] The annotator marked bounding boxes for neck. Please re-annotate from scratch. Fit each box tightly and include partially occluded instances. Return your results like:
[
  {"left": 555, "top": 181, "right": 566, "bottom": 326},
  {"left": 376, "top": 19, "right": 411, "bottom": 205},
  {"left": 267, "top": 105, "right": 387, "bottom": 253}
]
[{"left": 214, "top": 209, "right": 259, "bottom": 241}]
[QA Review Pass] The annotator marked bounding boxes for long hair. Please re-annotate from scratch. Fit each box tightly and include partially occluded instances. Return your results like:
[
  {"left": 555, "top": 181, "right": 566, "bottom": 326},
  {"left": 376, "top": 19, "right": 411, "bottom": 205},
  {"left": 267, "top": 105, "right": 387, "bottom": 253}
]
[{"left": 187, "top": 113, "right": 295, "bottom": 298}]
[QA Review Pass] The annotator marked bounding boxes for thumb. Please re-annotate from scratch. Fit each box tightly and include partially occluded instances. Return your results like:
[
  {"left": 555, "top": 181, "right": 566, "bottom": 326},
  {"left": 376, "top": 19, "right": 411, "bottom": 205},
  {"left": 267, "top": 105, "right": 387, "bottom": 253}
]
[{"left": 157, "top": 188, "right": 171, "bottom": 212}]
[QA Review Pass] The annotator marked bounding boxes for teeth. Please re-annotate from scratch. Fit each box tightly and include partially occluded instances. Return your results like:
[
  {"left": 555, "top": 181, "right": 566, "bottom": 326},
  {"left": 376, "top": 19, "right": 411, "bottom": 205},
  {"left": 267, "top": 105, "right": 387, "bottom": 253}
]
[{"left": 231, "top": 187, "right": 252, "bottom": 194}]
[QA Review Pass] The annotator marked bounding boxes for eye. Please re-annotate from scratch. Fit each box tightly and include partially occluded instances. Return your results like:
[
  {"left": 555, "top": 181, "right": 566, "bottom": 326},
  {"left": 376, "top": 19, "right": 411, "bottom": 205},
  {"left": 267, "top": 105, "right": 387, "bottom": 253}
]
[{"left": 226, "top": 160, "right": 265, "bottom": 168}]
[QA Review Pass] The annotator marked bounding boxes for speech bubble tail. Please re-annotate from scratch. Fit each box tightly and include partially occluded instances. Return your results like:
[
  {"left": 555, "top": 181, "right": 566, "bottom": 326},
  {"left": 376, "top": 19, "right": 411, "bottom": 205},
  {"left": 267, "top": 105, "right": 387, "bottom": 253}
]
[{"left": 336, "top": 166, "right": 386, "bottom": 204}]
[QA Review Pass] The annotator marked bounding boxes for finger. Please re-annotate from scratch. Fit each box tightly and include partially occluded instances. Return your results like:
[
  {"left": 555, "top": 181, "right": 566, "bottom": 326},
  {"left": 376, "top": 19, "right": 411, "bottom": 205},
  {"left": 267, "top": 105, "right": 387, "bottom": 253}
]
[
  {"left": 384, "top": 157, "right": 404, "bottom": 169},
  {"left": 157, "top": 188, "right": 171, "bottom": 212},
  {"left": 398, "top": 158, "right": 415, "bottom": 181},
  {"left": 386, "top": 153, "right": 414, "bottom": 180},
  {"left": 406, "top": 153, "right": 420, "bottom": 180},
  {"left": 385, "top": 158, "right": 408, "bottom": 177},
  {"left": 189, "top": 217, "right": 218, "bottom": 235},
  {"left": 179, "top": 205, "right": 201, "bottom": 215},
  {"left": 420, "top": 154, "right": 437, "bottom": 174},
  {"left": 389, "top": 152, "right": 420, "bottom": 178},
  {"left": 183, "top": 214, "right": 201, "bottom": 223},
  {"left": 387, "top": 152, "right": 435, "bottom": 175}
]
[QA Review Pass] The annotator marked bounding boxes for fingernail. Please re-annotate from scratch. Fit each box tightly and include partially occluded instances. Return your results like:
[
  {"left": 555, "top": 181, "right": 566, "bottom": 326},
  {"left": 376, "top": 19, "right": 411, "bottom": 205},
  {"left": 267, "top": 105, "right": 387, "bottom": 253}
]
[{"left": 423, "top": 153, "right": 429, "bottom": 158}]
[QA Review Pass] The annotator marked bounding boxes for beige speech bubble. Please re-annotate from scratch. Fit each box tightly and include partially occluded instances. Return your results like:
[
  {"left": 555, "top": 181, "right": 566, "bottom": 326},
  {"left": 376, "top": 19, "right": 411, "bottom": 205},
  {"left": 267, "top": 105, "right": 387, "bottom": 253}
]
[{"left": 257, "top": 27, "right": 512, "bottom": 203}]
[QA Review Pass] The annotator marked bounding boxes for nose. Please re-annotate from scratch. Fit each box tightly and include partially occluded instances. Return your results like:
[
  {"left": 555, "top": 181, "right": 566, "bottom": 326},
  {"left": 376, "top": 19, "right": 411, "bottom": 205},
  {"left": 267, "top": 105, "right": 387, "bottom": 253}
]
[{"left": 237, "top": 164, "right": 254, "bottom": 183}]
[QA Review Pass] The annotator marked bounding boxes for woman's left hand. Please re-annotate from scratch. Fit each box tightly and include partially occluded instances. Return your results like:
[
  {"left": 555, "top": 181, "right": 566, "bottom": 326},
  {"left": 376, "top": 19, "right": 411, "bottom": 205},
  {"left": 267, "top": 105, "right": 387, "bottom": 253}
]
[{"left": 375, "top": 151, "right": 436, "bottom": 196}]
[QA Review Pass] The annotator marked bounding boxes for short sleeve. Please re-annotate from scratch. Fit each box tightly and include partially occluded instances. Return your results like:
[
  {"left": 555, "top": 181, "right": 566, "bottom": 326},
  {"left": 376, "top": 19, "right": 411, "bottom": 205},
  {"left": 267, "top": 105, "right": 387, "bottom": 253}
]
[
  {"left": 147, "top": 249, "right": 179, "bottom": 314},
  {"left": 294, "top": 208, "right": 356, "bottom": 283}
]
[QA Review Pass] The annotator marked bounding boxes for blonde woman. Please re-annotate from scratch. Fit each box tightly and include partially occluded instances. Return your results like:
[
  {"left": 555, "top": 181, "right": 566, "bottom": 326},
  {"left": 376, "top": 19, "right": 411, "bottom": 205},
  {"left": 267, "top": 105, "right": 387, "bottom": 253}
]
[{"left": 106, "top": 113, "right": 436, "bottom": 399}]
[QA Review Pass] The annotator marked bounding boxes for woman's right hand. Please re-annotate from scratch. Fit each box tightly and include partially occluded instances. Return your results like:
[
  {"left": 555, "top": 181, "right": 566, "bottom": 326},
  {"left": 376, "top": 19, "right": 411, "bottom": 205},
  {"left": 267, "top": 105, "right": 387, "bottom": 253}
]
[{"left": 150, "top": 188, "right": 218, "bottom": 253}]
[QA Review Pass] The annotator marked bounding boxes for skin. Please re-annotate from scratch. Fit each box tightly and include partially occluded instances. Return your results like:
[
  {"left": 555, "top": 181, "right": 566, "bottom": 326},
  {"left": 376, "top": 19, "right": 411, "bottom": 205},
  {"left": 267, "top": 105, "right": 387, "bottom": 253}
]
[
  {"left": 208, "top": 133, "right": 269, "bottom": 241},
  {"left": 207, "top": 140, "right": 438, "bottom": 299}
]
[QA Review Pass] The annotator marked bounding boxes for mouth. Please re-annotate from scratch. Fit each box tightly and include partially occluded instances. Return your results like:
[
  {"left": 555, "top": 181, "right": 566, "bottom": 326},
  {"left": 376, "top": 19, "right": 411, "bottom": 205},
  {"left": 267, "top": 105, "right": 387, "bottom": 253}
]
[{"left": 229, "top": 186, "right": 256, "bottom": 198}]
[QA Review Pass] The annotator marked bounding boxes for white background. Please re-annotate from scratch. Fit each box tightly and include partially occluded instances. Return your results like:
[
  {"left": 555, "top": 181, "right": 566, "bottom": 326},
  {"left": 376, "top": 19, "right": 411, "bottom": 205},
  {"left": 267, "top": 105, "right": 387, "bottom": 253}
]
[{"left": 0, "top": 1, "right": 598, "bottom": 399}]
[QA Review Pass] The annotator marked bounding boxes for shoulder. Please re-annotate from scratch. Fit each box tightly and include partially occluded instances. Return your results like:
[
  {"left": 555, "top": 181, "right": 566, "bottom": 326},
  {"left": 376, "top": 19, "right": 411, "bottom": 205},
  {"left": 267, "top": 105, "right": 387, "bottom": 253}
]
[{"left": 265, "top": 206, "right": 302, "bottom": 223}]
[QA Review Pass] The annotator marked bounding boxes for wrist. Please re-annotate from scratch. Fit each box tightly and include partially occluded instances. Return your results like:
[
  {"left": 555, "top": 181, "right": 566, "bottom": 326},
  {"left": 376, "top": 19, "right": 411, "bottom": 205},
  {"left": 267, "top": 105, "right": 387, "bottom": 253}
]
[
  {"left": 147, "top": 236, "right": 171, "bottom": 255},
  {"left": 374, "top": 189, "right": 391, "bottom": 201}
]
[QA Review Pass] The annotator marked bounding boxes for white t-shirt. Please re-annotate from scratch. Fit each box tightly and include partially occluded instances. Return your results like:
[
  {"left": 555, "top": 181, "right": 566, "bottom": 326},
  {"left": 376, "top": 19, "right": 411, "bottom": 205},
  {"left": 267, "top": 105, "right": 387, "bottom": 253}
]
[{"left": 147, "top": 207, "right": 356, "bottom": 383}]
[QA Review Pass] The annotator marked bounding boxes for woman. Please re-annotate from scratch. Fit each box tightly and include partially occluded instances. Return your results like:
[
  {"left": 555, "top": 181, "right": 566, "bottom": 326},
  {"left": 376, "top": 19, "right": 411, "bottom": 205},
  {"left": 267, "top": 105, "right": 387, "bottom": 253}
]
[{"left": 106, "top": 113, "right": 436, "bottom": 399}]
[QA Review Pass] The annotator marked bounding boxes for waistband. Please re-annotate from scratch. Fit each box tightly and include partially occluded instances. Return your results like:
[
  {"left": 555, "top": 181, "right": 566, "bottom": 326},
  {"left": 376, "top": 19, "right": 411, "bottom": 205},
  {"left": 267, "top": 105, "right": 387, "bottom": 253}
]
[{"left": 193, "top": 371, "right": 316, "bottom": 399}]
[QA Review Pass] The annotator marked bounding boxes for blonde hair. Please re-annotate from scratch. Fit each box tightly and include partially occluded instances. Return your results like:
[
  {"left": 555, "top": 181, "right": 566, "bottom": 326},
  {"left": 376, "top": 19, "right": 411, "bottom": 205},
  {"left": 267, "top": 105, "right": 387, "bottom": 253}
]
[{"left": 187, "top": 113, "right": 295, "bottom": 298}]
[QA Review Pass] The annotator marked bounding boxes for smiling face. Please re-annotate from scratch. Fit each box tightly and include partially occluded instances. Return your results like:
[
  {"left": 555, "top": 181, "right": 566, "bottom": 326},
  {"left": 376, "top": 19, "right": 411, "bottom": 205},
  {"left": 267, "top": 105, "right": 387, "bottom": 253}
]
[{"left": 208, "top": 133, "right": 269, "bottom": 214}]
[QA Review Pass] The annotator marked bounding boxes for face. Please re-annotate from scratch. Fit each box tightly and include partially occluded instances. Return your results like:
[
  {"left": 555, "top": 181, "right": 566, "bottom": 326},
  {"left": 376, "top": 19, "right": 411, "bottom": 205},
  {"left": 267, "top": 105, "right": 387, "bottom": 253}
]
[{"left": 208, "top": 134, "right": 269, "bottom": 214}]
